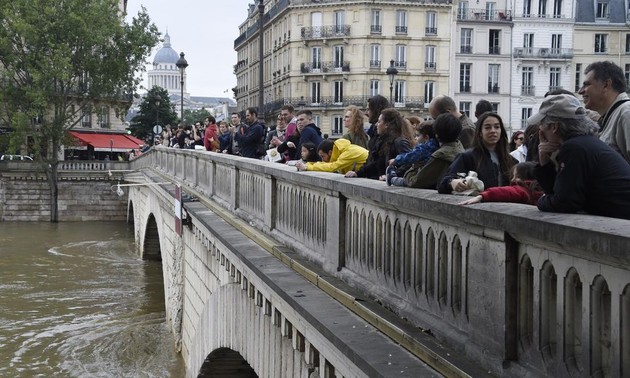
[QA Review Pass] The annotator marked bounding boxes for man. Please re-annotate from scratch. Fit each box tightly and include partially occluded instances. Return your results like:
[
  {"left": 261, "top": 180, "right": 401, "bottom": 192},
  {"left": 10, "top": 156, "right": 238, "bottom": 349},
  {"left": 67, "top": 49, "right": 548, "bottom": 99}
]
[
  {"left": 295, "top": 110, "right": 323, "bottom": 159},
  {"left": 578, "top": 61, "right": 630, "bottom": 164},
  {"left": 280, "top": 105, "right": 298, "bottom": 138},
  {"left": 474, "top": 99, "right": 493, "bottom": 119},
  {"left": 530, "top": 94, "right": 630, "bottom": 219},
  {"left": 295, "top": 139, "right": 368, "bottom": 174},
  {"left": 429, "top": 95, "right": 475, "bottom": 148},
  {"left": 233, "top": 107, "right": 264, "bottom": 159},
  {"left": 203, "top": 116, "right": 219, "bottom": 152},
  {"left": 266, "top": 113, "right": 287, "bottom": 150},
  {"left": 228, "top": 112, "right": 246, "bottom": 155}
]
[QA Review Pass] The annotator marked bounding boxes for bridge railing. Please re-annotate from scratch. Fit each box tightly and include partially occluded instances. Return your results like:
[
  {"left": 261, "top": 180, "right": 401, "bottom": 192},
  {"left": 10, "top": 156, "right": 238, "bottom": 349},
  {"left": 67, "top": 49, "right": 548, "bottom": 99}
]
[{"left": 133, "top": 147, "right": 630, "bottom": 377}]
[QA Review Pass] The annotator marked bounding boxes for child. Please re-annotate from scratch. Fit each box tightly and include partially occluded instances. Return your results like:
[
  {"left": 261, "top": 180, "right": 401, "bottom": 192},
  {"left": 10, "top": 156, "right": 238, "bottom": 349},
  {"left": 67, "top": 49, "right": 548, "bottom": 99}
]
[
  {"left": 286, "top": 142, "right": 318, "bottom": 166},
  {"left": 459, "top": 162, "right": 543, "bottom": 205}
]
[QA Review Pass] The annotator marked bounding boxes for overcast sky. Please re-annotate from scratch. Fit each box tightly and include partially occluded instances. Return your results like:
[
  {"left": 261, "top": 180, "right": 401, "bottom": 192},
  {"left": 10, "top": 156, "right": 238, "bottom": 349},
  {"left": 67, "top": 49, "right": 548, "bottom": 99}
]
[{"left": 125, "top": 0, "right": 252, "bottom": 98}]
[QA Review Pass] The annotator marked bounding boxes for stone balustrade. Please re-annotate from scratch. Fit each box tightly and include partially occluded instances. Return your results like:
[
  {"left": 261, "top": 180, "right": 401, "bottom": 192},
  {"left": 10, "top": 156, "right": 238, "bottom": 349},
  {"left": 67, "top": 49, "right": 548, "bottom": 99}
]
[{"left": 133, "top": 146, "right": 630, "bottom": 377}]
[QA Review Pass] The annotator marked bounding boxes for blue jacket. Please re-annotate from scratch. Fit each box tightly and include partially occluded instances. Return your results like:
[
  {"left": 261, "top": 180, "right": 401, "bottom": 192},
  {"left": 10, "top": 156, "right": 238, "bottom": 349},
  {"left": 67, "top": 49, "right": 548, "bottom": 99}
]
[
  {"left": 297, "top": 124, "right": 323, "bottom": 158},
  {"left": 394, "top": 138, "right": 439, "bottom": 166}
]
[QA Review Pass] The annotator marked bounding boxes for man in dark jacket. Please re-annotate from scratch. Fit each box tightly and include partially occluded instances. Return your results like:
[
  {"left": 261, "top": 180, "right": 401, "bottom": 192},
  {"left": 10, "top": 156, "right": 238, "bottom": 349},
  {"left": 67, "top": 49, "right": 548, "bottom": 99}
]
[
  {"left": 295, "top": 110, "right": 323, "bottom": 160},
  {"left": 532, "top": 94, "right": 630, "bottom": 219},
  {"left": 233, "top": 107, "right": 264, "bottom": 159}
]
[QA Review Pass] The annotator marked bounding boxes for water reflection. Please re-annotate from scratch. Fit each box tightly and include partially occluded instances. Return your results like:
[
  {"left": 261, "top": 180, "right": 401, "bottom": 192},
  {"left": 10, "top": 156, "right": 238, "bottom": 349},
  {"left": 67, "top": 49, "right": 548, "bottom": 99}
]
[{"left": 0, "top": 222, "right": 184, "bottom": 377}]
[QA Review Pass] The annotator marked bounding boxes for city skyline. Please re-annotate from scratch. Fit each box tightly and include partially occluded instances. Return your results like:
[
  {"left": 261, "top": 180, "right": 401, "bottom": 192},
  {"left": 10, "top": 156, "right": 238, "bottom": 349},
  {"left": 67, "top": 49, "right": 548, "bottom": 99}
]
[{"left": 125, "top": 0, "right": 251, "bottom": 98}]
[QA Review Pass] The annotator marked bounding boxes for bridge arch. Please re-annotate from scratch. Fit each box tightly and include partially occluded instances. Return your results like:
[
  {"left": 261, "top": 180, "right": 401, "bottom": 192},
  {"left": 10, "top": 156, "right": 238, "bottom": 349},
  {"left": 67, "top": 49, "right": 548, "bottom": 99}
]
[
  {"left": 197, "top": 348, "right": 257, "bottom": 378},
  {"left": 143, "top": 213, "right": 161, "bottom": 261},
  {"left": 127, "top": 200, "right": 135, "bottom": 228}
]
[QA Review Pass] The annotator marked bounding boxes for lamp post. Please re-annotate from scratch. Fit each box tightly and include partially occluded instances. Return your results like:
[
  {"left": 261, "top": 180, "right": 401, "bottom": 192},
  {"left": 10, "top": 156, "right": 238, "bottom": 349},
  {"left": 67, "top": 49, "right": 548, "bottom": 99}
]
[
  {"left": 175, "top": 52, "right": 188, "bottom": 123},
  {"left": 153, "top": 95, "right": 161, "bottom": 144},
  {"left": 386, "top": 59, "right": 399, "bottom": 105},
  {"left": 109, "top": 138, "right": 113, "bottom": 160},
  {"left": 258, "top": 0, "right": 265, "bottom": 122}
]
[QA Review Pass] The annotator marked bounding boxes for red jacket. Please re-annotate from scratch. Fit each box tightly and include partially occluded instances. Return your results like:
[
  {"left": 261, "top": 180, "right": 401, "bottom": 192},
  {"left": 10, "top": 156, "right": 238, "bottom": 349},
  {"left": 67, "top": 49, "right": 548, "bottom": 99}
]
[
  {"left": 480, "top": 180, "right": 543, "bottom": 205},
  {"left": 204, "top": 123, "right": 219, "bottom": 151}
]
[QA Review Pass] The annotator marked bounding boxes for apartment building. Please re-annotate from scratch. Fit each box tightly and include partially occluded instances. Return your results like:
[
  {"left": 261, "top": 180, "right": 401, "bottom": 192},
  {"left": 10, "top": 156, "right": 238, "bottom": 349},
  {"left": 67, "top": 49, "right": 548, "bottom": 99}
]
[
  {"left": 452, "top": 0, "right": 513, "bottom": 129},
  {"left": 574, "top": 0, "right": 630, "bottom": 96},
  {"left": 234, "top": 0, "right": 453, "bottom": 137}
]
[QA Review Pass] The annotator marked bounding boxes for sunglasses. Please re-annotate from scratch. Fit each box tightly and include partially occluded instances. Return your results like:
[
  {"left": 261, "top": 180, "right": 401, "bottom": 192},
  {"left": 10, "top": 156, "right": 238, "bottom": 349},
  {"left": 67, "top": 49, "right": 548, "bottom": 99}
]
[{"left": 516, "top": 137, "right": 524, "bottom": 141}]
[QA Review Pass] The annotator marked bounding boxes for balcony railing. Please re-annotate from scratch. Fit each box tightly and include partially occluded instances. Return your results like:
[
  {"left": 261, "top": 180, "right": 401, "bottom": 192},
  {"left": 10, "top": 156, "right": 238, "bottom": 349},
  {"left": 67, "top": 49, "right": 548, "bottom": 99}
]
[
  {"left": 522, "top": 85, "right": 535, "bottom": 96},
  {"left": 425, "top": 62, "right": 436, "bottom": 71},
  {"left": 369, "top": 60, "right": 381, "bottom": 68},
  {"left": 457, "top": 9, "right": 512, "bottom": 21},
  {"left": 425, "top": 27, "right": 438, "bottom": 35},
  {"left": 460, "top": 84, "right": 471, "bottom": 93},
  {"left": 513, "top": 47, "right": 573, "bottom": 59},
  {"left": 488, "top": 84, "right": 500, "bottom": 93},
  {"left": 393, "top": 60, "right": 407, "bottom": 69},
  {"left": 261, "top": 96, "right": 427, "bottom": 114},
  {"left": 460, "top": 45, "right": 472, "bottom": 54},
  {"left": 489, "top": 46, "right": 501, "bottom": 54},
  {"left": 395, "top": 25, "right": 408, "bottom": 34},
  {"left": 300, "top": 61, "right": 350, "bottom": 74},
  {"left": 301, "top": 25, "right": 350, "bottom": 40},
  {"left": 370, "top": 25, "right": 382, "bottom": 34}
]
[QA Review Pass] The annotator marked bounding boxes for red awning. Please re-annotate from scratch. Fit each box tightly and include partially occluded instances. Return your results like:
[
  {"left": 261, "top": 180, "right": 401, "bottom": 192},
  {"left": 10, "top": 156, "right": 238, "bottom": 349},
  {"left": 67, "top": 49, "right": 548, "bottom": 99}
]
[{"left": 68, "top": 131, "right": 145, "bottom": 152}]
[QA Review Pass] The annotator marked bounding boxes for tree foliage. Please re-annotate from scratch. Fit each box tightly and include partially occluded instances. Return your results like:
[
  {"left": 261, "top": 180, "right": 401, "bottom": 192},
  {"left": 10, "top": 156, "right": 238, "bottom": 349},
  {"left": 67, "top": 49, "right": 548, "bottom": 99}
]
[
  {"left": 183, "top": 108, "right": 212, "bottom": 127},
  {"left": 129, "top": 86, "right": 178, "bottom": 140},
  {"left": 0, "top": 0, "right": 160, "bottom": 221}
]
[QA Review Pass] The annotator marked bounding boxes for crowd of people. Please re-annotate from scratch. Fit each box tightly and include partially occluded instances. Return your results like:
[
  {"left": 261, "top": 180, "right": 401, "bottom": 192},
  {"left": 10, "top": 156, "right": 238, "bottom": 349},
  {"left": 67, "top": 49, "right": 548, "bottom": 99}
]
[{"left": 162, "top": 60, "right": 630, "bottom": 220}]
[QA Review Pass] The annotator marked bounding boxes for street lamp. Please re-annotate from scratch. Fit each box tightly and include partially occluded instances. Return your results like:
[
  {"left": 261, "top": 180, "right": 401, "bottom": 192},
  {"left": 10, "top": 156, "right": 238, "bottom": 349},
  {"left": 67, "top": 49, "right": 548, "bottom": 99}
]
[
  {"left": 175, "top": 52, "right": 188, "bottom": 123},
  {"left": 386, "top": 59, "right": 399, "bottom": 105},
  {"left": 153, "top": 95, "right": 161, "bottom": 144}
]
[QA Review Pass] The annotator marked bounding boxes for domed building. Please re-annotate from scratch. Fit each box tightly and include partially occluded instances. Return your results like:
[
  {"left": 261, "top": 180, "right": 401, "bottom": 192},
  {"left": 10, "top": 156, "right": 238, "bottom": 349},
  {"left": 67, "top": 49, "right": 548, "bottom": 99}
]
[{"left": 148, "top": 32, "right": 188, "bottom": 99}]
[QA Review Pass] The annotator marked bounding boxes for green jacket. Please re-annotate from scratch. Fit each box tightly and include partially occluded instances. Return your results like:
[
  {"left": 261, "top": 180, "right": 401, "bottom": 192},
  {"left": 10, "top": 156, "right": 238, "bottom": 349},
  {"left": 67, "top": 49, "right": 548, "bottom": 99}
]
[{"left": 405, "top": 141, "right": 464, "bottom": 189}]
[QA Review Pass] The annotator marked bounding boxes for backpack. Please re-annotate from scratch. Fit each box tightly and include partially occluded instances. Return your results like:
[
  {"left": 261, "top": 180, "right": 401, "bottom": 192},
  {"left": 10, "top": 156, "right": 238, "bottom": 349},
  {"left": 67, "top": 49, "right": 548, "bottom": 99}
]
[{"left": 257, "top": 123, "right": 268, "bottom": 157}]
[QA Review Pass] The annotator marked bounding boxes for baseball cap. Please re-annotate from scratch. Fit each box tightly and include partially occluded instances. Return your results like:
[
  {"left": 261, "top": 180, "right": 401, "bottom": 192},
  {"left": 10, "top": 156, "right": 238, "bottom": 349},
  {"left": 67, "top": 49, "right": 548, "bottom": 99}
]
[{"left": 527, "top": 94, "right": 587, "bottom": 126}]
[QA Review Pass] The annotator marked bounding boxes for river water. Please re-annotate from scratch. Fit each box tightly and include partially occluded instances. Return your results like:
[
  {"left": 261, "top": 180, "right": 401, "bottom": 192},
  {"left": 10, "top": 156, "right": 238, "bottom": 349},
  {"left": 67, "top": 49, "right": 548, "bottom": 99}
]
[{"left": 0, "top": 221, "right": 185, "bottom": 377}]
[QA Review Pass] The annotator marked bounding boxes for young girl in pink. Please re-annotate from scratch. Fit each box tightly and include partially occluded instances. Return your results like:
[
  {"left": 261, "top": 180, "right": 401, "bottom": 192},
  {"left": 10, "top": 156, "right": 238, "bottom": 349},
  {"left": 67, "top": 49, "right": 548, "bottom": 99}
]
[{"left": 459, "top": 162, "right": 543, "bottom": 206}]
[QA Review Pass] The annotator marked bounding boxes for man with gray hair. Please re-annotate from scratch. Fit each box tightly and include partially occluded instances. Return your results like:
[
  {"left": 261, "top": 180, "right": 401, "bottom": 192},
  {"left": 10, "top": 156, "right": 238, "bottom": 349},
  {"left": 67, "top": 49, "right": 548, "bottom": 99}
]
[
  {"left": 531, "top": 94, "right": 630, "bottom": 219},
  {"left": 578, "top": 61, "right": 630, "bottom": 164}
]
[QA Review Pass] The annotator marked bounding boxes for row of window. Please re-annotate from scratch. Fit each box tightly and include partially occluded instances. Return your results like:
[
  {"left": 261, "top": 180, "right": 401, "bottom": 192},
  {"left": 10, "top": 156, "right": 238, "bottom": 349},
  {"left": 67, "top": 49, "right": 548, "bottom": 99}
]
[{"left": 80, "top": 107, "right": 111, "bottom": 128}]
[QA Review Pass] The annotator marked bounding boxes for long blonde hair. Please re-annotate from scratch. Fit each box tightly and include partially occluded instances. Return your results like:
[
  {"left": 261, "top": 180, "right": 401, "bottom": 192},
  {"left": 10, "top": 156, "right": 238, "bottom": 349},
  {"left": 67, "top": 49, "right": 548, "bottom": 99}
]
[{"left": 345, "top": 105, "right": 368, "bottom": 137}]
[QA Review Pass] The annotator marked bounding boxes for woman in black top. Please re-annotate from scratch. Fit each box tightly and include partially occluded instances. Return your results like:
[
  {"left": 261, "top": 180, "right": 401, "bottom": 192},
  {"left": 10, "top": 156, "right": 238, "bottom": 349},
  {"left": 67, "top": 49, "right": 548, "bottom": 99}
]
[
  {"left": 438, "top": 112, "right": 515, "bottom": 193},
  {"left": 345, "top": 108, "right": 414, "bottom": 180}
]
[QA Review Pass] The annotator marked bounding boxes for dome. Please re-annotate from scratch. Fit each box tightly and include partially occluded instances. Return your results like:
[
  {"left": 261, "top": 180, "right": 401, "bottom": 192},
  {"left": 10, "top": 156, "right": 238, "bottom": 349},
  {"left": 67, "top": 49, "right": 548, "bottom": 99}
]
[{"left": 153, "top": 32, "right": 179, "bottom": 65}]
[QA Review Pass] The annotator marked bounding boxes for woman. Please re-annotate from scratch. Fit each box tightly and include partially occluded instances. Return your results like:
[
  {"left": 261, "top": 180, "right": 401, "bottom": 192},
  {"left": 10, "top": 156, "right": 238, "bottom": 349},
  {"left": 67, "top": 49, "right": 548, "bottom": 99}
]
[
  {"left": 341, "top": 105, "right": 369, "bottom": 149},
  {"left": 217, "top": 121, "right": 232, "bottom": 153},
  {"left": 509, "top": 130, "right": 525, "bottom": 152},
  {"left": 345, "top": 108, "right": 413, "bottom": 180},
  {"left": 438, "top": 112, "right": 515, "bottom": 193}
]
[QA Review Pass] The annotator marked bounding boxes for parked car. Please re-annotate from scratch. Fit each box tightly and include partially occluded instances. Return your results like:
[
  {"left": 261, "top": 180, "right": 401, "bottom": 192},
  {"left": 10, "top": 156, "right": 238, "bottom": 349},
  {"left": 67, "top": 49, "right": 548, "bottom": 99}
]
[{"left": 0, "top": 154, "right": 33, "bottom": 161}]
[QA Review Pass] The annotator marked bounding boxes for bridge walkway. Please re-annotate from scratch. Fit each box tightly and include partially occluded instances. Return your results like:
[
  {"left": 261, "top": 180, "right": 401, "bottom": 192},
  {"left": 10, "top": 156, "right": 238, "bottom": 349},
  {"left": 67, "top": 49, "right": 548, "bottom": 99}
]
[{"left": 170, "top": 165, "right": 491, "bottom": 377}]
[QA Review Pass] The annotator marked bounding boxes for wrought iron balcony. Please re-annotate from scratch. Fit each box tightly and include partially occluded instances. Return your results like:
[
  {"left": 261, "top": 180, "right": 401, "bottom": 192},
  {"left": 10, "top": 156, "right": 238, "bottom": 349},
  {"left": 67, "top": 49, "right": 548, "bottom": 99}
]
[
  {"left": 460, "top": 45, "right": 472, "bottom": 54},
  {"left": 369, "top": 60, "right": 381, "bottom": 68},
  {"left": 395, "top": 26, "right": 408, "bottom": 34},
  {"left": 301, "top": 25, "right": 350, "bottom": 40},
  {"left": 460, "top": 84, "right": 471, "bottom": 93},
  {"left": 425, "top": 27, "right": 437, "bottom": 36},
  {"left": 425, "top": 62, "right": 436, "bottom": 71},
  {"left": 262, "top": 95, "right": 428, "bottom": 114},
  {"left": 457, "top": 9, "right": 512, "bottom": 21},
  {"left": 370, "top": 25, "right": 382, "bottom": 34},
  {"left": 393, "top": 60, "right": 407, "bottom": 69},
  {"left": 300, "top": 61, "right": 350, "bottom": 74},
  {"left": 488, "top": 84, "right": 500, "bottom": 93}
]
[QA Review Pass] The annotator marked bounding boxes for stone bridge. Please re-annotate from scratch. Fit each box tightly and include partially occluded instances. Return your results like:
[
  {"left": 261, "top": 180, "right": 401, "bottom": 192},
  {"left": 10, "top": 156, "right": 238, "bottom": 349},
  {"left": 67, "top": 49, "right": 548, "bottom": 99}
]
[{"left": 125, "top": 146, "right": 630, "bottom": 378}]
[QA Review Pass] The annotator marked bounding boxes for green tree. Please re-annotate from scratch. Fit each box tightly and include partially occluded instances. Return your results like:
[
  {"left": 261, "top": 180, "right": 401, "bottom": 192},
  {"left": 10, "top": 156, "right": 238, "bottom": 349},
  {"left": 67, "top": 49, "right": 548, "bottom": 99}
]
[
  {"left": 129, "top": 86, "right": 178, "bottom": 140},
  {"left": 0, "top": 0, "right": 160, "bottom": 222},
  {"left": 183, "top": 108, "right": 212, "bottom": 127}
]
